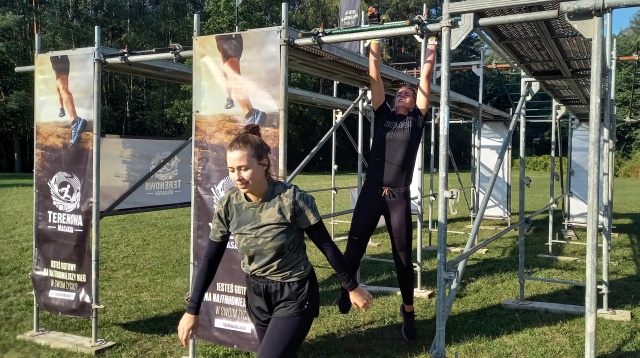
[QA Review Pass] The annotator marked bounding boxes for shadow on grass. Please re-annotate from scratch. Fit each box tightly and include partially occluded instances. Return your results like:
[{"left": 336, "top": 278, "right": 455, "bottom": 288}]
[
  {"left": 0, "top": 182, "right": 33, "bottom": 188},
  {"left": 306, "top": 210, "right": 640, "bottom": 357},
  {"left": 118, "top": 310, "right": 184, "bottom": 335},
  {"left": 308, "top": 272, "right": 640, "bottom": 358},
  {"left": 0, "top": 173, "right": 34, "bottom": 188}
]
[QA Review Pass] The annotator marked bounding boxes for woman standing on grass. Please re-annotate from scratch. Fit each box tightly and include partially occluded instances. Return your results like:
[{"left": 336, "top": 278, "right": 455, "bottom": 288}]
[{"left": 178, "top": 124, "right": 373, "bottom": 357}]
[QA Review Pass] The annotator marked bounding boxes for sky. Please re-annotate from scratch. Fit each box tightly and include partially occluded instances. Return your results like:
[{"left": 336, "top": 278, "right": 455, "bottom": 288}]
[{"left": 612, "top": 7, "right": 640, "bottom": 34}]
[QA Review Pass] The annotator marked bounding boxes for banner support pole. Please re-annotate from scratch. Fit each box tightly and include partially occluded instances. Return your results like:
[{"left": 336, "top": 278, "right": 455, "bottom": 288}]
[
  {"left": 32, "top": 31, "right": 41, "bottom": 335},
  {"left": 188, "top": 13, "right": 200, "bottom": 358},
  {"left": 91, "top": 25, "right": 103, "bottom": 346},
  {"left": 280, "top": 2, "right": 289, "bottom": 179}
]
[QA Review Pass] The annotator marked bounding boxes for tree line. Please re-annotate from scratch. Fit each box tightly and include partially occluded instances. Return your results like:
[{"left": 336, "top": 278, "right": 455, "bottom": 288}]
[{"left": 1, "top": 1, "right": 638, "bottom": 175}]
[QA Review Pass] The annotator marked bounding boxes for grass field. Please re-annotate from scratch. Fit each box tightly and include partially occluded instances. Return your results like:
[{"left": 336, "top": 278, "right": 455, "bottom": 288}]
[{"left": 1, "top": 171, "right": 639, "bottom": 357}]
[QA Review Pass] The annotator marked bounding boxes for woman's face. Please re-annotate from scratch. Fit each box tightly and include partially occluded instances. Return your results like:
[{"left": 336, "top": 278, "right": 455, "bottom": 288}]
[
  {"left": 394, "top": 88, "right": 416, "bottom": 110},
  {"left": 226, "top": 149, "right": 267, "bottom": 195}
]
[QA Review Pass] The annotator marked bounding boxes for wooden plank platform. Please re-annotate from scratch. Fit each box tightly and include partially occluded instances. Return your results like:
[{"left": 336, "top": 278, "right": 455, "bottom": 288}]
[
  {"left": 502, "top": 300, "right": 632, "bottom": 321},
  {"left": 17, "top": 330, "right": 116, "bottom": 355}
]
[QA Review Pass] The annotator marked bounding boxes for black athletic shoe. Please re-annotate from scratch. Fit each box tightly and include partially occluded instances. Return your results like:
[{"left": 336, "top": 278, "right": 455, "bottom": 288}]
[
  {"left": 224, "top": 97, "right": 235, "bottom": 109},
  {"left": 245, "top": 108, "right": 267, "bottom": 126},
  {"left": 70, "top": 117, "right": 87, "bottom": 146},
  {"left": 337, "top": 286, "right": 352, "bottom": 314},
  {"left": 400, "top": 304, "right": 416, "bottom": 341},
  {"left": 59, "top": 107, "right": 65, "bottom": 117}
]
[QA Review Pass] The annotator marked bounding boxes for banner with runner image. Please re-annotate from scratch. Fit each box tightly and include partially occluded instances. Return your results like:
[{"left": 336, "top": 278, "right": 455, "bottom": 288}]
[
  {"left": 31, "top": 49, "right": 95, "bottom": 318},
  {"left": 192, "top": 28, "right": 281, "bottom": 352}
]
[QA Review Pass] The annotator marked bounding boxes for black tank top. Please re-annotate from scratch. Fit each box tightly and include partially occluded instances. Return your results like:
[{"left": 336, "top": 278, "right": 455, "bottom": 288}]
[{"left": 365, "top": 102, "right": 426, "bottom": 188}]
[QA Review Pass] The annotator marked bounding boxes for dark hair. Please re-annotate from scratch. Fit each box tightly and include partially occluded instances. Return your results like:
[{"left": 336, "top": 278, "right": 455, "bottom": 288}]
[
  {"left": 397, "top": 85, "right": 417, "bottom": 103},
  {"left": 227, "top": 124, "right": 273, "bottom": 180}
]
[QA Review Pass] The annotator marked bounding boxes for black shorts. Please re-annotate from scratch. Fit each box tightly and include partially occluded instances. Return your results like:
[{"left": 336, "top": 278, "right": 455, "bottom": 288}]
[
  {"left": 50, "top": 55, "right": 70, "bottom": 79},
  {"left": 245, "top": 269, "right": 320, "bottom": 328},
  {"left": 216, "top": 34, "right": 244, "bottom": 62}
]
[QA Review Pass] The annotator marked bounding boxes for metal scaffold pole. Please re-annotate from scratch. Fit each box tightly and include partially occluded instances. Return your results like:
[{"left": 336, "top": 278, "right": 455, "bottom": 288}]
[
  {"left": 518, "top": 74, "right": 527, "bottom": 301},
  {"left": 585, "top": 12, "right": 604, "bottom": 358},
  {"left": 280, "top": 2, "right": 289, "bottom": 179},
  {"left": 91, "top": 25, "right": 103, "bottom": 346},
  {"left": 32, "top": 32, "right": 41, "bottom": 335},
  {"left": 548, "top": 100, "right": 558, "bottom": 255},
  {"left": 432, "top": 0, "right": 452, "bottom": 355},
  {"left": 601, "top": 9, "right": 614, "bottom": 313},
  {"left": 188, "top": 14, "right": 200, "bottom": 358}
]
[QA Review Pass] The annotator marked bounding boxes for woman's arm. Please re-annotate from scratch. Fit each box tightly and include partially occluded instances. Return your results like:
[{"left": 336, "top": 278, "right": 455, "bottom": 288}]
[
  {"left": 416, "top": 37, "right": 438, "bottom": 116},
  {"left": 369, "top": 40, "right": 385, "bottom": 111},
  {"left": 304, "top": 221, "right": 373, "bottom": 311}
]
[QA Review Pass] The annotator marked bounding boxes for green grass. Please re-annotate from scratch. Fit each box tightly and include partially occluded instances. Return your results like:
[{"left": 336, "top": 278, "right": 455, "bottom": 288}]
[{"left": 1, "top": 171, "right": 639, "bottom": 357}]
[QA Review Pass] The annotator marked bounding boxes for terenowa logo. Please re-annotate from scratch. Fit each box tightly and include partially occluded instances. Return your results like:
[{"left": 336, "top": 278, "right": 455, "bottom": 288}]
[
  {"left": 145, "top": 152, "right": 182, "bottom": 196},
  {"left": 48, "top": 172, "right": 81, "bottom": 212},
  {"left": 151, "top": 151, "right": 180, "bottom": 181},
  {"left": 47, "top": 172, "right": 84, "bottom": 233}
]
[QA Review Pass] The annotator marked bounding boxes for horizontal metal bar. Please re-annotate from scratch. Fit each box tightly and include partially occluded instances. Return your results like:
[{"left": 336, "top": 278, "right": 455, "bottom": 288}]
[
  {"left": 289, "top": 87, "right": 364, "bottom": 111},
  {"left": 451, "top": 0, "right": 640, "bottom": 14},
  {"left": 560, "top": 0, "right": 640, "bottom": 14},
  {"left": 363, "top": 257, "right": 395, "bottom": 264},
  {"left": 315, "top": 21, "right": 417, "bottom": 36},
  {"left": 447, "top": 193, "right": 568, "bottom": 269},
  {"left": 319, "top": 209, "right": 353, "bottom": 220},
  {"left": 15, "top": 65, "right": 34, "bottom": 73},
  {"left": 102, "top": 51, "right": 194, "bottom": 65},
  {"left": 618, "top": 55, "right": 640, "bottom": 61},
  {"left": 295, "top": 9, "right": 566, "bottom": 48},
  {"left": 294, "top": 24, "right": 436, "bottom": 47},
  {"left": 100, "top": 202, "right": 191, "bottom": 217},
  {"left": 450, "top": 0, "right": 559, "bottom": 14},
  {"left": 524, "top": 275, "right": 585, "bottom": 287},
  {"left": 304, "top": 185, "right": 357, "bottom": 194},
  {"left": 476, "top": 10, "right": 559, "bottom": 27},
  {"left": 15, "top": 51, "right": 194, "bottom": 73}
]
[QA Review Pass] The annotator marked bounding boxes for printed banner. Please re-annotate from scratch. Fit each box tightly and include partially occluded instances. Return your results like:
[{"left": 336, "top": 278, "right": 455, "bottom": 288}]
[
  {"left": 32, "top": 49, "right": 95, "bottom": 318},
  {"left": 568, "top": 122, "right": 604, "bottom": 225},
  {"left": 339, "top": 0, "right": 361, "bottom": 52},
  {"left": 100, "top": 137, "right": 191, "bottom": 212},
  {"left": 192, "top": 29, "right": 281, "bottom": 353},
  {"left": 478, "top": 122, "right": 511, "bottom": 219}
]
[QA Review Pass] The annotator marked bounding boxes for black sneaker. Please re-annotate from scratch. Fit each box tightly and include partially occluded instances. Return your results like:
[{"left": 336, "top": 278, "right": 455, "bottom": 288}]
[
  {"left": 224, "top": 97, "right": 235, "bottom": 109},
  {"left": 245, "top": 108, "right": 267, "bottom": 126},
  {"left": 400, "top": 304, "right": 416, "bottom": 341},
  {"left": 337, "top": 286, "right": 352, "bottom": 314},
  {"left": 70, "top": 117, "right": 87, "bottom": 146},
  {"left": 59, "top": 107, "right": 65, "bottom": 117}
]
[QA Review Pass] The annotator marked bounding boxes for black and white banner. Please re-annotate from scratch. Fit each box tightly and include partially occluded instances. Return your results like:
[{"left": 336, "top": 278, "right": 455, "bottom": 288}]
[
  {"left": 339, "top": 0, "right": 361, "bottom": 52},
  {"left": 32, "top": 49, "right": 95, "bottom": 318},
  {"left": 192, "top": 28, "right": 281, "bottom": 353},
  {"left": 100, "top": 137, "right": 191, "bottom": 212}
]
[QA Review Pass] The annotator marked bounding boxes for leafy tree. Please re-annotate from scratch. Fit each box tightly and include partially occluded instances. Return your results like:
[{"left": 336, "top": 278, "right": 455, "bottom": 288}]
[
  {"left": 614, "top": 10, "right": 640, "bottom": 157},
  {"left": 0, "top": 5, "right": 35, "bottom": 172}
]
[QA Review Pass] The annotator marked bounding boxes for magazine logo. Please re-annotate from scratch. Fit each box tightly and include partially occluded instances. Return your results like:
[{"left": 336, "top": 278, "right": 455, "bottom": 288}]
[
  {"left": 47, "top": 172, "right": 83, "bottom": 233},
  {"left": 145, "top": 151, "right": 182, "bottom": 196}
]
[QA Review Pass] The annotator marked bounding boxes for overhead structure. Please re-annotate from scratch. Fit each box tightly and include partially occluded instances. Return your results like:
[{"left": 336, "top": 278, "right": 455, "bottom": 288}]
[{"left": 15, "top": 0, "right": 640, "bottom": 356}]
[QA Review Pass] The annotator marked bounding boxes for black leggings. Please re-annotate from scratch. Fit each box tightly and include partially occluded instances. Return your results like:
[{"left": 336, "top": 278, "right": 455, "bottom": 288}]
[
  {"left": 344, "top": 183, "right": 414, "bottom": 305},
  {"left": 254, "top": 310, "right": 315, "bottom": 358}
]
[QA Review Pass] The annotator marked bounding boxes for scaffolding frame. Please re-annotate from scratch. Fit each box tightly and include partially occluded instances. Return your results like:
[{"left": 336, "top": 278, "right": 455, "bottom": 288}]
[
  {"left": 15, "top": 0, "right": 640, "bottom": 356},
  {"left": 293, "top": 0, "right": 640, "bottom": 356}
]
